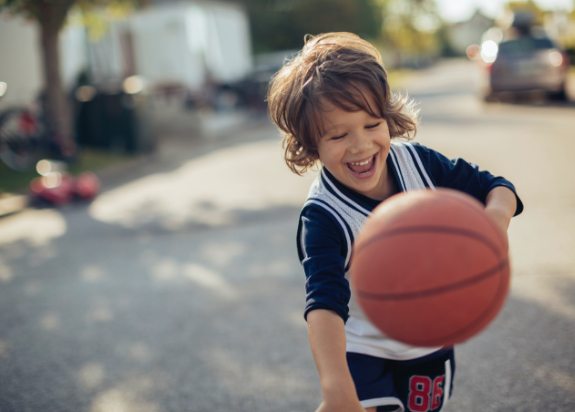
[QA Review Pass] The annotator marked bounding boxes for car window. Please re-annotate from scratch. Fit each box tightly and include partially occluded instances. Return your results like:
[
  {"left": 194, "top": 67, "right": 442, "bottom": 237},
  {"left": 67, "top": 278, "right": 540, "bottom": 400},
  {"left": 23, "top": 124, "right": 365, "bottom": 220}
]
[{"left": 498, "top": 37, "right": 555, "bottom": 55}]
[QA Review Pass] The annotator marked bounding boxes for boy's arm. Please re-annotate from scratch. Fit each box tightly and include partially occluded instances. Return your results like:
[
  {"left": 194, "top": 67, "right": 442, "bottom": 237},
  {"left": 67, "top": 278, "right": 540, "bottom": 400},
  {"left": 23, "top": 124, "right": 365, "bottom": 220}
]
[
  {"left": 414, "top": 143, "right": 524, "bottom": 217},
  {"left": 484, "top": 185, "right": 518, "bottom": 233},
  {"left": 307, "top": 309, "right": 365, "bottom": 412}
]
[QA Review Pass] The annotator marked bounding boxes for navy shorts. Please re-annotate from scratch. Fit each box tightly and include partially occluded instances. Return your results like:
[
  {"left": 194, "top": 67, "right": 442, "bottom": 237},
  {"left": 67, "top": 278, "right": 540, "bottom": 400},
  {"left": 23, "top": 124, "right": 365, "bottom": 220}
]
[{"left": 347, "top": 348, "right": 455, "bottom": 412}]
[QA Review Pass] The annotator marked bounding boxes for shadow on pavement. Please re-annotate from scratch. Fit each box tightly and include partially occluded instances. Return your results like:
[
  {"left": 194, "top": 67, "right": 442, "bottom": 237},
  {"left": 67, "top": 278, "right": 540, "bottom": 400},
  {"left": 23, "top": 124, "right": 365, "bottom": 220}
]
[
  {"left": 0, "top": 200, "right": 319, "bottom": 412},
  {"left": 445, "top": 273, "right": 575, "bottom": 411},
  {"left": 0, "top": 112, "right": 321, "bottom": 411}
]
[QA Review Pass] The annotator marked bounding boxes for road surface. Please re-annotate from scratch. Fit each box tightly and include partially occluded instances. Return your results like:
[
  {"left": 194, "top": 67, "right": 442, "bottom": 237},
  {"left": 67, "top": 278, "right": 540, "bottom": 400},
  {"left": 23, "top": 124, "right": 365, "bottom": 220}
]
[{"left": 0, "top": 59, "right": 574, "bottom": 411}]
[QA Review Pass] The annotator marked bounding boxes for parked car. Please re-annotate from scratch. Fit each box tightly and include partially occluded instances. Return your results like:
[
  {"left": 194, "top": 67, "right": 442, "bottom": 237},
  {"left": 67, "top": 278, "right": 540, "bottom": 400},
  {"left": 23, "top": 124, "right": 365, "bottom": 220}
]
[
  {"left": 223, "top": 50, "right": 298, "bottom": 111},
  {"left": 481, "top": 35, "right": 570, "bottom": 102}
]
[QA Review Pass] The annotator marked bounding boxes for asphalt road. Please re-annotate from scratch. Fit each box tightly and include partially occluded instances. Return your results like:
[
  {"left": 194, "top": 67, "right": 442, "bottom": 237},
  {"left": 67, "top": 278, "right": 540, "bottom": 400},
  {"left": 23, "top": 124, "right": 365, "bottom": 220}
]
[{"left": 0, "top": 59, "right": 574, "bottom": 412}]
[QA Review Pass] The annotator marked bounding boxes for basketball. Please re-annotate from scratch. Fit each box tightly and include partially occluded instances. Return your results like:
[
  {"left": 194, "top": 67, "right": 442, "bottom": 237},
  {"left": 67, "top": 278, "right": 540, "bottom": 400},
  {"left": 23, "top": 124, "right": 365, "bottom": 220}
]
[{"left": 350, "top": 188, "right": 510, "bottom": 347}]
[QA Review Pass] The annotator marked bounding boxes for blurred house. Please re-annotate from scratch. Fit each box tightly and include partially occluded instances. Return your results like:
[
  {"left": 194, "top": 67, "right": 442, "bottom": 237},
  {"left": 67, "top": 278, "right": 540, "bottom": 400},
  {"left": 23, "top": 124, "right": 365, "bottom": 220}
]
[
  {"left": 0, "top": 1, "right": 253, "bottom": 106},
  {"left": 78, "top": 0, "right": 253, "bottom": 106},
  {"left": 446, "top": 10, "right": 495, "bottom": 55},
  {"left": 129, "top": 1, "right": 253, "bottom": 99},
  {"left": 0, "top": 12, "right": 87, "bottom": 106}
]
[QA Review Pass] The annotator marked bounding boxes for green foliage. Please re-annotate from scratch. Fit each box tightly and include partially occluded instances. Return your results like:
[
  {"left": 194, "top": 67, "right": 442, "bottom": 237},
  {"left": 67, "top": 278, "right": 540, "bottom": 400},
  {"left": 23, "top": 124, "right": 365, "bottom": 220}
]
[
  {"left": 374, "top": 0, "right": 442, "bottom": 62},
  {"left": 231, "top": 0, "right": 382, "bottom": 53},
  {"left": 506, "top": 0, "right": 546, "bottom": 26},
  {"left": 228, "top": 0, "right": 445, "bottom": 59},
  {"left": 0, "top": 0, "right": 142, "bottom": 29},
  {"left": 0, "top": 0, "right": 71, "bottom": 28}
]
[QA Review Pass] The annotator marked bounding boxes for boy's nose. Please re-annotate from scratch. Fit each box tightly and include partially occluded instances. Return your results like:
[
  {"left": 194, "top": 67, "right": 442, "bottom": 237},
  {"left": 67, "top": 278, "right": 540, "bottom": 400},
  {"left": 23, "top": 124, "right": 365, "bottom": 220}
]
[{"left": 349, "top": 133, "right": 372, "bottom": 153}]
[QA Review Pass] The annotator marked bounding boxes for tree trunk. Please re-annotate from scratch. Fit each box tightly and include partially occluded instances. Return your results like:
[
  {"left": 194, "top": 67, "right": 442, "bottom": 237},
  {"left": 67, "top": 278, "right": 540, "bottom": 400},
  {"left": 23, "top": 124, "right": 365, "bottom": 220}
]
[{"left": 37, "top": 1, "right": 77, "bottom": 159}]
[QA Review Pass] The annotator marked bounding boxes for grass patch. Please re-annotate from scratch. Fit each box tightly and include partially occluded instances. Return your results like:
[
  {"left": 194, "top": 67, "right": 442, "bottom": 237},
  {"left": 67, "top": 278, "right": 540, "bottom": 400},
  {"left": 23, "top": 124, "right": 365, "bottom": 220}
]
[
  {"left": 0, "top": 165, "right": 35, "bottom": 195},
  {"left": 0, "top": 148, "right": 135, "bottom": 194},
  {"left": 67, "top": 149, "right": 134, "bottom": 175}
]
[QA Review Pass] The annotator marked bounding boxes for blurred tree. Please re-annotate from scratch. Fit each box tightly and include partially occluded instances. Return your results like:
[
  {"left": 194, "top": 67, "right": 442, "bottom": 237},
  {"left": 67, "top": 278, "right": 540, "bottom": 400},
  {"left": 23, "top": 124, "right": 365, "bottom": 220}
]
[
  {"left": 505, "top": 0, "right": 545, "bottom": 28},
  {"left": 565, "top": 8, "right": 575, "bottom": 51},
  {"left": 230, "top": 0, "right": 382, "bottom": 53},
  {"left": 375, "top": 0, "right": 442, "bottom": 66},
  {"left": 0, "top": 0, "right": 142, "bottom": 159}
]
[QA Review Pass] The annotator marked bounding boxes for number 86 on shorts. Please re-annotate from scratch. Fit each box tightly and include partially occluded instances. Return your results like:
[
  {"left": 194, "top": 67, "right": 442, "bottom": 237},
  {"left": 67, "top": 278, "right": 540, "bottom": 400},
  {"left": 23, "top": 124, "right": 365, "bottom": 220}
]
[{"left": 408, "top": 375, "right": 445, "bottom": 412}]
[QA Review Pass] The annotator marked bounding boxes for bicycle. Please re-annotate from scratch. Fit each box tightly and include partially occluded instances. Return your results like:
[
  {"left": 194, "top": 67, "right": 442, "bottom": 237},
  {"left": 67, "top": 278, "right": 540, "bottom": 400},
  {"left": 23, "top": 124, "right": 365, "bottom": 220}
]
[
  {"left": 0, "top": 82, "right": 55, "bottom": 171},
  {"left": 0, "top": 82, "right": 99, "bottom": 205}
]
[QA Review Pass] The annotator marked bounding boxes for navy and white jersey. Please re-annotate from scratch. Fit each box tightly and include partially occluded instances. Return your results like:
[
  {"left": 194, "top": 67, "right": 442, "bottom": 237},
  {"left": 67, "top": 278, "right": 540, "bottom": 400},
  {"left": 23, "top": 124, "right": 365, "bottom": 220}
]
[{"left": 297, "top": 141, "right": 523, "bottom": 360}]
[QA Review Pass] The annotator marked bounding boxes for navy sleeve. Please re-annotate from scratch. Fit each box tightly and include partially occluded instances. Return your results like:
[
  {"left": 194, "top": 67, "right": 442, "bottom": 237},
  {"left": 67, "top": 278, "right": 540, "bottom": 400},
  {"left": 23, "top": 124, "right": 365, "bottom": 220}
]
[
  {"left": 413, "top": 143, "right": 524, "bottom": 216},
  {"left": 297, "top": 205, "right": 351, "bottom": 322}
]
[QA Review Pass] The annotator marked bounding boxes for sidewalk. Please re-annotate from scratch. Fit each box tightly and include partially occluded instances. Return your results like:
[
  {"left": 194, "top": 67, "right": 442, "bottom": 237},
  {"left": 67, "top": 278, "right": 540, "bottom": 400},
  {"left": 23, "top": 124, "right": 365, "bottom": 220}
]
[
  {"left": 0, "top": 106, "right": 261, "bottom": 219},
  {"left": 0, "top": 192, "right": 27, "bottom": 217}
]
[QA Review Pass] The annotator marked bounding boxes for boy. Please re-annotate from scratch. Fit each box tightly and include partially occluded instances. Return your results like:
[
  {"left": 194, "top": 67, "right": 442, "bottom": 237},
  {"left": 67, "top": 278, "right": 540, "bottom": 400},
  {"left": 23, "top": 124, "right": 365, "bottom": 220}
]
[{"left": 267, "top": 32, "right": 523, "bottom": 412}]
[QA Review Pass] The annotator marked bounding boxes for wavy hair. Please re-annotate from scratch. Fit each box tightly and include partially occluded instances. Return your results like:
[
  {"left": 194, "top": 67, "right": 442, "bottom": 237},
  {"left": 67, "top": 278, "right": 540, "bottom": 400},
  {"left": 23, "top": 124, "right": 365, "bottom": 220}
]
[{"left": 267, "top": 32, "right": 418, "bottom": 175}]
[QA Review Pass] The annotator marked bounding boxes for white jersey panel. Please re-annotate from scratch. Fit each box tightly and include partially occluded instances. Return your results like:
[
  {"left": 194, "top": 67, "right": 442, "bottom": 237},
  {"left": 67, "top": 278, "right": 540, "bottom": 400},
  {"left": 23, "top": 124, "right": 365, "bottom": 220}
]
[{"left": 306, "top": 142, "right": 441, "bottom": 360}]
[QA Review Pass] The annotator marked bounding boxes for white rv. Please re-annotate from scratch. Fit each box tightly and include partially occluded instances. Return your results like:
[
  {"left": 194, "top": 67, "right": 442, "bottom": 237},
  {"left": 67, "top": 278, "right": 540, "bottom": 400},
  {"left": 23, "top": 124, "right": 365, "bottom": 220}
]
[{"left": 129, "top": 1, "right": 253, "bottom": 92}]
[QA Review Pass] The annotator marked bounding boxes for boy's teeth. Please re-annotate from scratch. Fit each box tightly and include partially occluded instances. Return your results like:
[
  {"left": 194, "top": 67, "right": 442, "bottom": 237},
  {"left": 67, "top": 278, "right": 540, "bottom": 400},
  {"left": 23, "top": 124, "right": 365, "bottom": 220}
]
[
  {"left": 351, "top": 159, "right": 370, "bottom": 166},
  {"left": 348, "top": 156, "right": 374, "bottom": 173}
]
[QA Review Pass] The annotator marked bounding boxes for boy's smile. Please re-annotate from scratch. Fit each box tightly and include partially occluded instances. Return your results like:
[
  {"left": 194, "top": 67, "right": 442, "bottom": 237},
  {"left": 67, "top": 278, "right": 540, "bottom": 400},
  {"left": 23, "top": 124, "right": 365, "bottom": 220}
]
[
  {"left": 316, "top": 100, "right": 393, "bottom": 200},
  {"left": 347, "top": 154, "right": 377, "bottom": 177}
]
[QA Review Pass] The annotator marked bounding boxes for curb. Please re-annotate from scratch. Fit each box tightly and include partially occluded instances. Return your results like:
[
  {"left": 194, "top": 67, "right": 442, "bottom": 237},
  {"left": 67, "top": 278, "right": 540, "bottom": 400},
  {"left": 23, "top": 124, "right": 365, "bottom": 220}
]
[
  {"left": 0, "top": 109, "right": 261, "bottom": 219},
  {"left": 0, "top": 193, "right": 28, "bottom": 218},
  {"left": 0, "top": 154, "right": 152, "bottom": 219}
]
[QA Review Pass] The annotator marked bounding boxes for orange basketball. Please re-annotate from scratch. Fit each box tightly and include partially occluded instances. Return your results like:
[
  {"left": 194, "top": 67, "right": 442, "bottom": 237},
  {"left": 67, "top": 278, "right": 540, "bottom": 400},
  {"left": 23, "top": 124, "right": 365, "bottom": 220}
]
[{"left": 350, "top": 188, "right": 510, "bottom": 347}]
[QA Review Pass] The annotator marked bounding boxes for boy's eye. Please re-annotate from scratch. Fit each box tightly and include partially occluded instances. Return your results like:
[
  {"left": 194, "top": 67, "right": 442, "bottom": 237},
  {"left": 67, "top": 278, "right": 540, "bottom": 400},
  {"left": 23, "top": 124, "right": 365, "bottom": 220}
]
[
  {"left": 330, "top": 133, "right": 347, "bottom": 141},
  {"left": 365, "top": 122, "right": 381, "bottom": 129}
]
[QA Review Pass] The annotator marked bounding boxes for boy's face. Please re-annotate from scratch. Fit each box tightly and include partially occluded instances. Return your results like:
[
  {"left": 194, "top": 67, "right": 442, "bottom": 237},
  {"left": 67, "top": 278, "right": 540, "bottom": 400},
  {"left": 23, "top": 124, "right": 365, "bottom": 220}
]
[{"left": 316, "top": 100, "right": 392, "bottom": 200}]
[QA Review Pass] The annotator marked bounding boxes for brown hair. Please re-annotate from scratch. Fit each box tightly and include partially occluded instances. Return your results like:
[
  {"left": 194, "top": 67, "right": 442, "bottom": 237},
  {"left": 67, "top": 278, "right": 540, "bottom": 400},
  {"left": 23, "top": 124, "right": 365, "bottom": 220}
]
[{"left": 267, "top": 32, "right": 418, "bottom": 175}]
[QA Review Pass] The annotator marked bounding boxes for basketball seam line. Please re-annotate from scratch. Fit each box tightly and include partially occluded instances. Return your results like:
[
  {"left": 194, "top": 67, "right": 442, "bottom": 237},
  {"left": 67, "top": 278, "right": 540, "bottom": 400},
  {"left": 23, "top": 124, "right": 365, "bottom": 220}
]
[
  {"left": 356, "top": 259, "right": 508, "bottom": 300},
  {"left": 356, "top": 225, "right": 502, "bottom": 257},
  {"left": 386, "top": 262, "right": 509, "bottom": 346}
]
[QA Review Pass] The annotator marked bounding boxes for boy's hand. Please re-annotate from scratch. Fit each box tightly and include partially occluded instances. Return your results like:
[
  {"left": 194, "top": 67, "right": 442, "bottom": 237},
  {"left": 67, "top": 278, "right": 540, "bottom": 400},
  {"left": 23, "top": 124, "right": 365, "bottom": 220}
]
[
  {"left": 308, "top": 310, "right": 365, "bottom": 411},
  {"left": 484, "top": 186, "right": 517, "bottom": 234},
  {"left": 484, "top": 207, "right": 512, "bottom": 234},
  {"left": 317, "top": 371, "right": 365, "bottom": 412},
  {"left": 317, "top": 376, "right": 366, "bottom": 412}
]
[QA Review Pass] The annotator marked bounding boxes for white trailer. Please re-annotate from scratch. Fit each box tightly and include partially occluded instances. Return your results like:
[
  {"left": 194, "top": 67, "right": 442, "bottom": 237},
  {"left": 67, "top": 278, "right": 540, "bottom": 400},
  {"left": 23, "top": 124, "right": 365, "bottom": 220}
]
[
  {"left": 0, "top": 1, "right": 253, "bottom": 104},
  {"left": 129, "top": 1, "right": 253, "bottom": 92}
]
